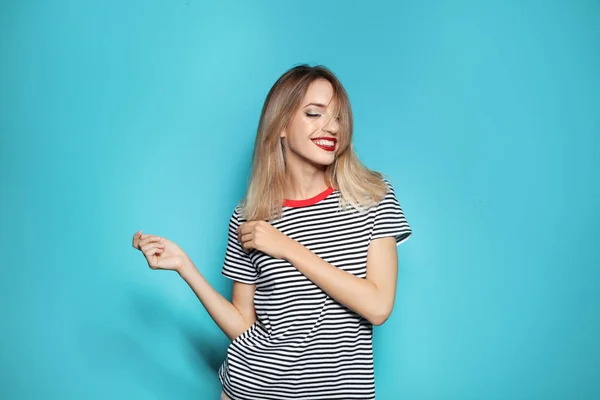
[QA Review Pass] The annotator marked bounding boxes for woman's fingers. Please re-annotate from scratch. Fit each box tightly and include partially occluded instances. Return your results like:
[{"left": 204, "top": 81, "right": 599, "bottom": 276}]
[
  {"left": 141, "top": 242, "right": 165, "bottom": 255},
  {"left": 138, "top": 235, "right": 162, "bottom": 249},
  {"left": 132, "top": 231, "right": 158, "bottom": 248},
  {"left": 240, "top": 233, "right": 253, "bottom": 245},
  {"left": 141, "top": 241, "right": 164, "bottom": 250},
  {"left": 132, "top": 230, "right": 142, "bottom": 248},
  {"left": 240, "top": 233, "right": 254, "bottom": 251},
  {"left": 132, "top": 231, "right": 183, "bottom": 271}
]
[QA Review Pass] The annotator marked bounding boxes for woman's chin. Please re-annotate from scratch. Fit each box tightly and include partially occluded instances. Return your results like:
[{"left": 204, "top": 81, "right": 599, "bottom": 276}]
[
  {"left": 310, "top": 156, "right": 336, "bottom": 168},
  {"left": 287, "top": 150, "right": 336, "bottom": 169}
]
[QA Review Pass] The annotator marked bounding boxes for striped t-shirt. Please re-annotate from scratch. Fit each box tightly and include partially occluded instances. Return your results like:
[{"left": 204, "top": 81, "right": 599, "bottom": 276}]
[{"left": 218, "top": 179, "right": 412, "bottom": 400}]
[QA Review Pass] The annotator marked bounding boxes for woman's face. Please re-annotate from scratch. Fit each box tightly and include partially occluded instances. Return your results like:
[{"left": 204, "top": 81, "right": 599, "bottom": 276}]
[{"left": 281, "top": 78, "right": 340, "bottom": 169}]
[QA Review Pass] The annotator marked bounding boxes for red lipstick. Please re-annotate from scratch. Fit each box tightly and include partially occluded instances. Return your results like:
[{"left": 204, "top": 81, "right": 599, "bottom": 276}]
[{"left": 311, "top": 137, "right": 337, "bottom": 152}]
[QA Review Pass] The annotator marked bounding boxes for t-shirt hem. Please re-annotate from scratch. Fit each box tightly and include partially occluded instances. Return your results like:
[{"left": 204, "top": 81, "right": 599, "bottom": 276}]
[
  {"left": 222, "top": 270, "right": 257, "bottom": 285},
  {"left": 371, "top": 230, "right": 412, "bottom": 245}
]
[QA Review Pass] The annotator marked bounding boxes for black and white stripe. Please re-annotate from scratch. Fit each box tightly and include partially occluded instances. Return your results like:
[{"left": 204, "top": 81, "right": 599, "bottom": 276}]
[{"left": 219, "top": 180, "right": 412, "bottom": 400}]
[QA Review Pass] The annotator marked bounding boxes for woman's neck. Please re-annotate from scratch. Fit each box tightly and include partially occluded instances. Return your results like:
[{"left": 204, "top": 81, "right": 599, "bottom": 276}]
[{"left": 284, "top": 167, "right": 329, "bottom": 200}]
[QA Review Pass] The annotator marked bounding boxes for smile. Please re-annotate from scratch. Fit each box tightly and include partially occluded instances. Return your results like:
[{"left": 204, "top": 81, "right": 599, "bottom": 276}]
[{"left": 311, "top": 137, "right": 337, "bottom": 152}]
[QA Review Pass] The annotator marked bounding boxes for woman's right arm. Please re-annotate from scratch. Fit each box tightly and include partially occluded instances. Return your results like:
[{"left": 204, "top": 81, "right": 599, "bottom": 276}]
[{"left": 178, "top": 255, "right": 256, "bottom": 341}]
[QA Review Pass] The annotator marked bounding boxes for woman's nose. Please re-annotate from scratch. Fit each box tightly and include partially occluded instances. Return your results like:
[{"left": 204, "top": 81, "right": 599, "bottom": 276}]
[{"left": 324, "top": 116, "right": 339, "bottom": 135}]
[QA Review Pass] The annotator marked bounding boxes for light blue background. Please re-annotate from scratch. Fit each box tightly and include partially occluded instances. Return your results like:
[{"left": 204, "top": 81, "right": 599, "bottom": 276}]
[{"left": 1, "top": 1, "right": 599, "bottom": 399}]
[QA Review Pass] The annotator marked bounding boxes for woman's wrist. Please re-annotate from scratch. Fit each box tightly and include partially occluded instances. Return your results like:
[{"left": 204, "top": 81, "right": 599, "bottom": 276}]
[
  {"left": 283, "top": 238, "right": 304, "bottom": 262},
  {"left": 177, "top": 254, "right": 197, "bottom": 278}
]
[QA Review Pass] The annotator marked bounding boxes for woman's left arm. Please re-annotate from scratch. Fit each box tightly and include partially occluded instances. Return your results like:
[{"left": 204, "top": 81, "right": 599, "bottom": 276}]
[
  {"left": 237, "top": 221, "right": 399, "bottom": 326},
  {"left": 285, "top": 236, "right": 398, "bottom": 326}
]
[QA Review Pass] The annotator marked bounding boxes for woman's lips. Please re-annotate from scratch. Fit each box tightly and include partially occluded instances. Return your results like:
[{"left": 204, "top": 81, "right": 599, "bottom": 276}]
[{"left": 311, "top": 137, "right": 337, "bottom": 152}]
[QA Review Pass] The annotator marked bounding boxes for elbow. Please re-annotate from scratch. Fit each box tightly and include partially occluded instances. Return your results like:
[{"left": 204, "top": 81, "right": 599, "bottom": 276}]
[
  {"left": 369, "top": 314, "right": 389, "bottom": 326},
  {"left": 367, "top": 306, "right": 393, "bottom": 326}
]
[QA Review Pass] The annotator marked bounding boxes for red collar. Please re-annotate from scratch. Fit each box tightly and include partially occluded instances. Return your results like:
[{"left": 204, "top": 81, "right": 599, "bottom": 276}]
[{"left": 283, "top": 187, "right": 334, "bottom": 207}]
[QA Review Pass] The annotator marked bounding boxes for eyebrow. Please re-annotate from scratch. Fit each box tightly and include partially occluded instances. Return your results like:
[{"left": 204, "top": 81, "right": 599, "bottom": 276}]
[{"left": 303, "top": 102, "right": 329, "bottom": 109}]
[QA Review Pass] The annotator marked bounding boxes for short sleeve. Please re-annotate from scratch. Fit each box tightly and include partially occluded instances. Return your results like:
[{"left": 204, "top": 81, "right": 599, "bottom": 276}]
[
  {"left": 221, "top": 207, "right": 258, "bottom": 284},
  {"left": 369, "top": 180, "right": 413, "bottom": 246}
]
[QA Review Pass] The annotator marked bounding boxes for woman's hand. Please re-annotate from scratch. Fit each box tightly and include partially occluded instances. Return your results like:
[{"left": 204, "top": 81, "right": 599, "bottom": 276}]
[
  {"left": 237, "top": 221, "right": 297, "bottom": 260},
  {"left": 132, "top": 230, "right": 187, "bottom": 272}
]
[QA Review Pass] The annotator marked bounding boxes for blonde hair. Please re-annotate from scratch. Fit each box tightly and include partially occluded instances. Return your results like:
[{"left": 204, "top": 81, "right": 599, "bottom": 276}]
[{"left": 241, "top": 64, "right": 388, "bottom": 221}]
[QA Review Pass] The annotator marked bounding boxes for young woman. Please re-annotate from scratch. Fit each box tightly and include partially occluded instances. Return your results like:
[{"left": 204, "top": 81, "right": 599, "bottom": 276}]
[{"left": 132, "top": 65, "right": 412, "bottom": 400}]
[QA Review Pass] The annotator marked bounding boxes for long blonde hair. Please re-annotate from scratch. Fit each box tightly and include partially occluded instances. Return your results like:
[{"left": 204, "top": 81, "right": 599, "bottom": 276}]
[{"left": 241, "top": 64, "right": 388, "bottom": 221}]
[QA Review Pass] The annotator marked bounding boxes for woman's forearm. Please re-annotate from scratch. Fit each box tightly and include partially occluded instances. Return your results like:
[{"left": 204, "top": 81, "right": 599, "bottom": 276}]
[
  {"left": 178, "top": 256, "right": 252, "bottom": 340},
  {"left": 284, "top": 241, "right": 392, "bottom": 326}
]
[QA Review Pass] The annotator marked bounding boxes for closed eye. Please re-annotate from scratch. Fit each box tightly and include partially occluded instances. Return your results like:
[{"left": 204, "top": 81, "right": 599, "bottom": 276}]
[{"left": 305, "top": 112, "right": 321, "bottom": 118}]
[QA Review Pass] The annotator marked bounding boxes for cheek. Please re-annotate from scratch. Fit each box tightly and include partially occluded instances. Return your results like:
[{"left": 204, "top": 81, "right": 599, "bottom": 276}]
[
  {"left": 287, "top": 121, "right": 313, "bottom": 146},
  {"left": 293, "top": 116, "right": 320, "bottom": 136},
  {"left": 286, "top": 134, "right": 308, "bottom": 154}
]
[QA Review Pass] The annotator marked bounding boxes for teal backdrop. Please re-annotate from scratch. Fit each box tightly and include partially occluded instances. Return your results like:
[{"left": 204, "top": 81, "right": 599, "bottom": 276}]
[{"left": 1, "top": 1, "right": 599, "bottom": 399}]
